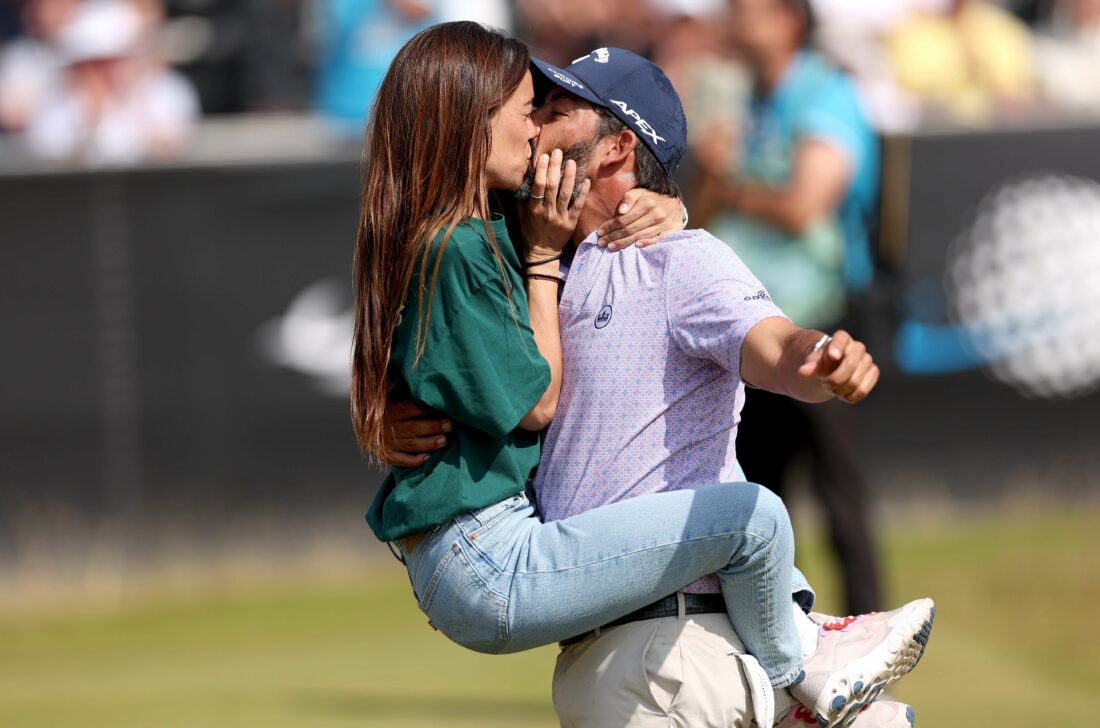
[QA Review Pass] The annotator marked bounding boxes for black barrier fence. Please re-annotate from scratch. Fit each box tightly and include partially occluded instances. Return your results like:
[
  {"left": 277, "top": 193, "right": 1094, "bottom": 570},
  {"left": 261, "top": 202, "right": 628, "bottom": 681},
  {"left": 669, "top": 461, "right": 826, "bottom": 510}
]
[
  {"left": 882, "top": 122, "right": 1100, "bottom": 282},
  {"left": 2, "top": 124, "right": 1100, "bottom": 531},
  {"left": 1, "top": 158, "right": 380, "bottom": 521}
]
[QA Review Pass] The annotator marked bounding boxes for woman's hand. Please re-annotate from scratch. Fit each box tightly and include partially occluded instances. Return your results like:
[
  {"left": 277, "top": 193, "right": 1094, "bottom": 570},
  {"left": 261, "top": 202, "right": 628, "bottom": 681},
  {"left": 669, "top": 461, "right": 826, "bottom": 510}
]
[
  {"left": 517, "top": 148, "right": 591, "bottom": 261},
  {"left": 594, "top": 189, "right": 687, "bottom": 251}
]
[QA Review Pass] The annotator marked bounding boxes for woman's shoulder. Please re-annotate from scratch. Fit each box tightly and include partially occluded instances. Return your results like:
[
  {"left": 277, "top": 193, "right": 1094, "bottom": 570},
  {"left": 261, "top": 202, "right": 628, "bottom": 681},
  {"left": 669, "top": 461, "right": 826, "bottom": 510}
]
[
  {"left": 426, "top": 216, "right": 517, "bottom": 286},
  {"left": 430, "top": 217, "right": 493, "bottom": 253}
]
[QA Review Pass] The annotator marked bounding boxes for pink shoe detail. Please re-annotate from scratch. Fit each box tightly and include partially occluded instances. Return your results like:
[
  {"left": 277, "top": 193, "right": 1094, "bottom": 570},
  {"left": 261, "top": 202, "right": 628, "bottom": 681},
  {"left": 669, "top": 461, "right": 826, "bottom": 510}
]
[{"left": 821, "top": 614, "right": 870, "bottom": 632}]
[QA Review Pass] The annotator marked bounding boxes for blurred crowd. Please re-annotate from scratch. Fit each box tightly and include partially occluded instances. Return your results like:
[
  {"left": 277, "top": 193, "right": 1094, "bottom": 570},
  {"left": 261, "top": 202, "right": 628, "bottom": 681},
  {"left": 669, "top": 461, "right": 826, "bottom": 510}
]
[
  {"left": 2, "top": 0, "right": 1100, "bottom": 165},
  {"left": 0, "top": 0, "right": 199, "bottom": 164}
]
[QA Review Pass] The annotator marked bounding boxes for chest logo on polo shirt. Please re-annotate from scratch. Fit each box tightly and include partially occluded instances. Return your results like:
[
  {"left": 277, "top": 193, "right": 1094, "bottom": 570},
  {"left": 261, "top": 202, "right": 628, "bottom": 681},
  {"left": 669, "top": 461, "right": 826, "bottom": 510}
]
[
  {"left": 744, "top": 290, "right": 772, "bottom": 302},
  {"left": 594, "top": 305, "right": 613, "bottom": 329}
]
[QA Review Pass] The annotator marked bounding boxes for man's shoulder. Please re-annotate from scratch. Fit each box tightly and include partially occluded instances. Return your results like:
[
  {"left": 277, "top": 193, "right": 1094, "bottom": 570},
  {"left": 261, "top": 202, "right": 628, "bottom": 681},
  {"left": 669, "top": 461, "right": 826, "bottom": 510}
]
[
  {"left": 644, "top": 228, "right": 749, "bottom": 273},
  {"left": 645, "top": 230, "right": 779, "bottom": 315}
]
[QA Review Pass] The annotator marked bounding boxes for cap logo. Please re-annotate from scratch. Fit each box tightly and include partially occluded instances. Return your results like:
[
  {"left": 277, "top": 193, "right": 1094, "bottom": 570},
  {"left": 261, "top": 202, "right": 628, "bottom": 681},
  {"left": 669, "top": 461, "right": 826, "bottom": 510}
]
[
  {"left": 549, "top": 68, "right": 585, "bottom": 90},
  {"left": 609, "top": 99, "right": 666, "bottom": 147},
  {"left": 572, "top": 47, "right": 610, "bottom": 64}
]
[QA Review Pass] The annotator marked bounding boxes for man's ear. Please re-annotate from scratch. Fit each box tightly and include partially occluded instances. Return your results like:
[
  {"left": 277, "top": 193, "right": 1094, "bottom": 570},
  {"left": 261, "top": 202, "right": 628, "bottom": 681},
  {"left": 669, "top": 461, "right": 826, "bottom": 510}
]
[{"left": 598, "top": 130, "right": 639, "bottom": 169}]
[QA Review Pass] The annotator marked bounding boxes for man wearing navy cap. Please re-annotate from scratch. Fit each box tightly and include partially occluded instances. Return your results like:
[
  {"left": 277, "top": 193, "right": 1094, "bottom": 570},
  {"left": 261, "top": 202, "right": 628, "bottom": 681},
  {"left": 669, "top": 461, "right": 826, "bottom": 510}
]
[
  {"left": 517, "top": 47, "right": 922, "bottom": 728},
  {"left": 383, "top": 47, "right": 928, "bottom": 728}
]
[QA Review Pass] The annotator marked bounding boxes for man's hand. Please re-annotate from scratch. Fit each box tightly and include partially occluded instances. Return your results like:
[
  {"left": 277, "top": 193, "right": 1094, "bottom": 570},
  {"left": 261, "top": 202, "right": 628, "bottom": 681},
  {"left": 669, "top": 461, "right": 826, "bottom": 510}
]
[
  {"left": 595, "top": 189, "right": 686, "bottom": 251},
  {"left": 379, "top": 401, "right": 452, "bottom": 468},
  {"left": 742, "top": 318, "right": 879, "bottom": 404},
  {"left": 796, "top": 330, "right": 879, "bottom": 404}
]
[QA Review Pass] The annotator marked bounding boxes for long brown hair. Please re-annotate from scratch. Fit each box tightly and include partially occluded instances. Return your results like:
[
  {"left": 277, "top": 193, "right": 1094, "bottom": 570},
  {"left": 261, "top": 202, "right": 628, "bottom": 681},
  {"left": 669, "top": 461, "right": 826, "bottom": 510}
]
[{"left": 351, "top": 21, "right": 530, "bottom": 457}]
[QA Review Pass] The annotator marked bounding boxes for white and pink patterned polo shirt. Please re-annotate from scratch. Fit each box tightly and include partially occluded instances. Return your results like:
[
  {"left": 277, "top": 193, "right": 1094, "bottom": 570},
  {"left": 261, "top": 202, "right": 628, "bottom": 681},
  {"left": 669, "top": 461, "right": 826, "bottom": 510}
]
[{"left": 532, "top": 228, "right": 786, "bottom": 593}]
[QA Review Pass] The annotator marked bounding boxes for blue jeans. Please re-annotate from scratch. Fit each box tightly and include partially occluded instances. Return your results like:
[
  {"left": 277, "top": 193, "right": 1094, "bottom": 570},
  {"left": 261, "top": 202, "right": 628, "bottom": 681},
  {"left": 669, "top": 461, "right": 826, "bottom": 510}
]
[{"left": 400, "top": 482, "right": 809, "bottom": 687}]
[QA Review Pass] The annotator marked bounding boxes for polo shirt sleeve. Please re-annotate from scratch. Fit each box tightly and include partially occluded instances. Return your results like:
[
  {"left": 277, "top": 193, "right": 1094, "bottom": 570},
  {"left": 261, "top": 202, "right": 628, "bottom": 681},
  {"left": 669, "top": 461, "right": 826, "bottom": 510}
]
[
  {"left": 403, "top": 275, "right": 552, "bottom": 439},
  {"left": 666, "top": 238, "right": 787, "bottom": 374},
  {"left": 796, "top": 76, "right": 867, "bottom": 172}
]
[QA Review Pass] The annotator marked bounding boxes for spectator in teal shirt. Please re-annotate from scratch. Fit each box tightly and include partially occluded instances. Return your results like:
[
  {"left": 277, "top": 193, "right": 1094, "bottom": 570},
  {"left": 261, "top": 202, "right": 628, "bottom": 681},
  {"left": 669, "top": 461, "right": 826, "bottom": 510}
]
[
  {"left": 692, "top": 0, "right": 884, "bottom": 615},
  {"left": 313, "top": 0, "right": 437, "bottom": 128}
]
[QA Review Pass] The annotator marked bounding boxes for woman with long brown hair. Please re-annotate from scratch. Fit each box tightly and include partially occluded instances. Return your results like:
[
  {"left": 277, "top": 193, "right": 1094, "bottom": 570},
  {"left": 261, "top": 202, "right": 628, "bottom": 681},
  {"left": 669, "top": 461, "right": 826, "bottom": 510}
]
[{"left": 352, "top": 22, "right": 929, "bottom": 725}]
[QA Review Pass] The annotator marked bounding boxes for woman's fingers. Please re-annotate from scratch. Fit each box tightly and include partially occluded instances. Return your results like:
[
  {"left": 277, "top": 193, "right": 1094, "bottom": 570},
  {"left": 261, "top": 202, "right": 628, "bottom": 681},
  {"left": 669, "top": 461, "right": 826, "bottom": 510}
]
[
  {"left": 571, "top": 178, "right": 591, "bottom": 219},
  {"left": 518, "top": 149, "right": 584, "bottom": 256},
  {"left": 558, "top": 158, "right": 577, "bottom": 209},
  {"left": 531, "top": 152, "right": 549, "bottom": 201},
  {"left": 544, "top": 148, "right": 563, "bottom": 203}
]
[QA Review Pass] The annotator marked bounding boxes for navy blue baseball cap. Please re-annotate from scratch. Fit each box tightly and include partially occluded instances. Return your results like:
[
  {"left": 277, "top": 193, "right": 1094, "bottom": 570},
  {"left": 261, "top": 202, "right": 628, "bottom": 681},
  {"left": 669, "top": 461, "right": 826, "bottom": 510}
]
[{"left": 531, "top": 48, "right": 687, "bottom": 176}]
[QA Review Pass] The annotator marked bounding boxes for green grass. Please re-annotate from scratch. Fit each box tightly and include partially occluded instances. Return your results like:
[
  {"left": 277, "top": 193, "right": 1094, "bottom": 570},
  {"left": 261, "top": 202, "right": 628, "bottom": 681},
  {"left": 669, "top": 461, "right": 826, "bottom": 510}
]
[{"left": 1, "top": 504, "right": 1098, "bottom": 727}]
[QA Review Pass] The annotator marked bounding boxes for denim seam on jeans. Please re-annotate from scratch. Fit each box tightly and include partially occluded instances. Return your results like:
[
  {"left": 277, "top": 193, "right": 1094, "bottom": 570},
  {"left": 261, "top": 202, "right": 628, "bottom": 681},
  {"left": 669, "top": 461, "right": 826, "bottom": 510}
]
[
  {"left": 493, "top": 532, "right": 772, "bottom": 576},
  {"left": 458, "top": 536, "right": 510, "bottom": 603},
  {"left": 454, "top": 539, "right": 512, "bottom": 652},
  {"left": 418, "top": 542, "right": 461, "bottom": 611}
]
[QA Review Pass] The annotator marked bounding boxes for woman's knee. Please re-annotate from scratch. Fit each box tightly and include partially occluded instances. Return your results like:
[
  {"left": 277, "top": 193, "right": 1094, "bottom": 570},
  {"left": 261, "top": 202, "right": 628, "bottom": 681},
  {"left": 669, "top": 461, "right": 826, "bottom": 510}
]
[{"left": 748, "top": 482, "right": 794, "bottom": 545}]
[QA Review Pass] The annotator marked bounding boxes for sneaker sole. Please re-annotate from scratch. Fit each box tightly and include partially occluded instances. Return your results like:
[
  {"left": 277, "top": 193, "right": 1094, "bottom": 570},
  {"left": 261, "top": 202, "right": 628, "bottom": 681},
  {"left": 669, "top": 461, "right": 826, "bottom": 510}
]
[
  {"left": 815, "top": 599, "right": 935, "bottom": 728},
  {"left": 832, "top": 694, "right": 916, "bottom": 728}
]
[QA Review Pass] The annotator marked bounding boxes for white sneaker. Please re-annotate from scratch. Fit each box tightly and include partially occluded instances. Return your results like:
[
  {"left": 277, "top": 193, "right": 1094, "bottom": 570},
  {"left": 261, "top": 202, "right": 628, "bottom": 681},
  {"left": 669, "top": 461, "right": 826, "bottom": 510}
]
[
  {"left": 787, "top": 598, "right": 934, "bottom": 727},
  {"left": 776, "top": 700, "right": 915, "bottom": 728}
]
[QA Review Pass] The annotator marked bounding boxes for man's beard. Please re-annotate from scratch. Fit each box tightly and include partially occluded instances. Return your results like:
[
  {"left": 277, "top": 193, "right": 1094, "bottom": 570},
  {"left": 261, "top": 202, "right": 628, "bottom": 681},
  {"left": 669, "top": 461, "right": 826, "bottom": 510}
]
[{"left": 514, "top": 136, "right": 597, "bottom": 202}]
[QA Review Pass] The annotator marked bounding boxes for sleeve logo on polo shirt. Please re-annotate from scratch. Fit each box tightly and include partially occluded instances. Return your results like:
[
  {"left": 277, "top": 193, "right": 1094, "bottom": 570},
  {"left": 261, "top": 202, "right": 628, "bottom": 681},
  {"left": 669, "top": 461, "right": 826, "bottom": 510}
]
[
  {"left": 594, "top": 305, "right": 613, "bottom": 329},
  {"left": 744, "top": 290, "right": 772, "bottom": 302}
]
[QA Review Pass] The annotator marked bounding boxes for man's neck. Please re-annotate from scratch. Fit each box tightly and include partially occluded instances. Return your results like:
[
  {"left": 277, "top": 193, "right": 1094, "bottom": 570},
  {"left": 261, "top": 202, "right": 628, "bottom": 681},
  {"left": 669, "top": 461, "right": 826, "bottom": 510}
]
[
  {"left": 573, "top": 171, "right": 635, "bottom": 244},
  {"left": 573, "top": 206, "right": 609, "bottom": 244}
]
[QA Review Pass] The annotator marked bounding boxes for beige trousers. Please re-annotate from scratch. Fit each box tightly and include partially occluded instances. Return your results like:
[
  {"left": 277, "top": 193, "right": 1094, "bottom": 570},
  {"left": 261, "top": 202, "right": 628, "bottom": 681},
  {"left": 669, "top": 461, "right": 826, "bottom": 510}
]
[{"left": 552, "top": 597, "right": 795, "bottom": 728}]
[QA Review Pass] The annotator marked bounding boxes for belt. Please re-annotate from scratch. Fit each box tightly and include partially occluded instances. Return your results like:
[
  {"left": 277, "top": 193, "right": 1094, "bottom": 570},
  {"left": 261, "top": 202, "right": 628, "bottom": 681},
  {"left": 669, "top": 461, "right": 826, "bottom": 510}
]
[
  {"left": 398, "top": 531, "right": 428, "bottom": 552},
  {"left": 559, "top": 592, "right": 726, "bottom": 647}
]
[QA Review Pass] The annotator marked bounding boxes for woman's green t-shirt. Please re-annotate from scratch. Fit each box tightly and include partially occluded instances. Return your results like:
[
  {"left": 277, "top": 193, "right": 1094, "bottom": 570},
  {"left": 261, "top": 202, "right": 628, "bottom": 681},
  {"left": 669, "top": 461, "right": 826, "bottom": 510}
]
[{"left": 366, "top": 216, "right": 551, "bottom": 542}]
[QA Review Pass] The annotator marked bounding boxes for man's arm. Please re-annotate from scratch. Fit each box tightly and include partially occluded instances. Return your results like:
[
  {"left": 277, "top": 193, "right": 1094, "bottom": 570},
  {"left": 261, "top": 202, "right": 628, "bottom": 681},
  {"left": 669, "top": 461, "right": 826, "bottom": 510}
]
[
  {"left": 740, "top": 317, "right": 879, "bottom": 404},
  {"left": 594, "top": 189, "right": 687, "bottom": 250}
]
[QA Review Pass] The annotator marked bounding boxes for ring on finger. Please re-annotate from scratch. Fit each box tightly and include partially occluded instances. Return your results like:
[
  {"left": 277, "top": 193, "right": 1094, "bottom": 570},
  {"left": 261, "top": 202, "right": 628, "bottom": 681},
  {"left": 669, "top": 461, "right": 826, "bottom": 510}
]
[{"left": 530, "top": 195, "right": 545, "bottom": 200}]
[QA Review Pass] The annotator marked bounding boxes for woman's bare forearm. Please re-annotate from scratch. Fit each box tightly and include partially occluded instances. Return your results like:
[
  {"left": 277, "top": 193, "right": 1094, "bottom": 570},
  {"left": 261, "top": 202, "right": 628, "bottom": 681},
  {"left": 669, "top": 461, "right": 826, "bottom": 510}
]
[{"left": 518, "top": 259, "right": 563, "bottom": 430}]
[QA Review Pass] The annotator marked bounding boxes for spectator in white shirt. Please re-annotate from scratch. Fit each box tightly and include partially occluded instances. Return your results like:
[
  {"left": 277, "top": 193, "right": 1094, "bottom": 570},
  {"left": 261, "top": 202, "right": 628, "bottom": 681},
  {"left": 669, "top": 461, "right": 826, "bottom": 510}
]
[{"left": 24, "top": 0, "right": 199, "bottom": 165}]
